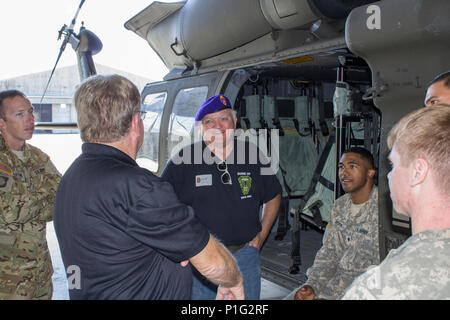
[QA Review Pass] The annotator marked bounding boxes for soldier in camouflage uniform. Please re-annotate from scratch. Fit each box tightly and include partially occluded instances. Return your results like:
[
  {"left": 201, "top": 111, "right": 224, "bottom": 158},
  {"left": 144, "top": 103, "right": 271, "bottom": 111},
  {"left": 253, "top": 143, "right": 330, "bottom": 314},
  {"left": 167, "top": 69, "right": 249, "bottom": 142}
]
[
  {"left": 0, "top": 90, "right": 61, "bottom": 300},
  {"left": 285, "top": 147, "right": 380, "bottom": 300},
  {"left": 343, "top": 105, "right": 450, "bottom": 300},
  {"left": 343, "top": 229, "right": 450, "bottom": 299}
]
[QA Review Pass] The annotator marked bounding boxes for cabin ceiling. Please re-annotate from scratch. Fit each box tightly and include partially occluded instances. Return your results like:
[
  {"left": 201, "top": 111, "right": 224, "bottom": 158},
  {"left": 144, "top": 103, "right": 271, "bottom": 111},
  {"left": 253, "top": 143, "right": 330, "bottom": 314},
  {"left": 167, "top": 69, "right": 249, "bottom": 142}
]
[{"left": 247, "top": 51, "right": 371, "bottom": 84}]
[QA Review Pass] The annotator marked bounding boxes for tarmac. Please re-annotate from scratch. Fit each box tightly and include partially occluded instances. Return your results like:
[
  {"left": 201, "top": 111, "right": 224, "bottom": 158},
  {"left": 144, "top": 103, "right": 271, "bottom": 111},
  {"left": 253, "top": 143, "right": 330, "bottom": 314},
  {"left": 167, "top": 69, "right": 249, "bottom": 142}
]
[{"left": 46, "top": 222, "right": 70, "bottom": 300}]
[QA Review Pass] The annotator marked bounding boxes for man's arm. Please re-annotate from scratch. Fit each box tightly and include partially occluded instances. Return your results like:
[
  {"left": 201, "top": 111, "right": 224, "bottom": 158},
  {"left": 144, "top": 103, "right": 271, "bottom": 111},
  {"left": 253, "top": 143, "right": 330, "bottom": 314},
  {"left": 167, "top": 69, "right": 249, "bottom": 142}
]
[
  {"left": 190, "top": 234, "right": 244, "bottom": 300},
  {"left": 249, "top": 194, "right": 281, "bottom": 248}
]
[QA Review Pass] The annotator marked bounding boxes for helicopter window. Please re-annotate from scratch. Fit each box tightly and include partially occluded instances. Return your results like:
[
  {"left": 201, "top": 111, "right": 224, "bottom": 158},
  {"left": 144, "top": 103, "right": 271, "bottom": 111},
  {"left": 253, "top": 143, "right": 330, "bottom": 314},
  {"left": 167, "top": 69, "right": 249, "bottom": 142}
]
[
  {"left": 168, "top": 86, "right": 209, "bottom": 159},
  {"left": 136, "top": 92, "right": 168, "bottom": 173}
]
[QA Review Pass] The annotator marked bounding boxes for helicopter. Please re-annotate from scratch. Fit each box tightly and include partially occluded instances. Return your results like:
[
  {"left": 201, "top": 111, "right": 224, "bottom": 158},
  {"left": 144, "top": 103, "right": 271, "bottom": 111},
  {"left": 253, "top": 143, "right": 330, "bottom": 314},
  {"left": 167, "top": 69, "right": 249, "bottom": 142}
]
[{"left": 44, "top": 0, "right": 450, "bottom": 289}]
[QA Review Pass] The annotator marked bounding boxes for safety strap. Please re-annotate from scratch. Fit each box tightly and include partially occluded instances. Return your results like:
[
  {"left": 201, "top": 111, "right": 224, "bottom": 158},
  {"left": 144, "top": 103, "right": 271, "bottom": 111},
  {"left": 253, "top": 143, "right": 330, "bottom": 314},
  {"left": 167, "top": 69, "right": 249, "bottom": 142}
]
[
  {"left": 272, "top": 96, "right": 285, "bottom": 136},
  {"left": 295, "top": 128, "right": 336, "bottom": 217},
  {"left": 259, "top": 93, "right": 267, "bottom": 130},
  {"left": 278, "top": 163, "right": 292, "bottom": 198},
  {"left": 308, "top": 201, "right": 326, "bottom": 228},
  {"left": 318, "top": 101, "right": 329, "bottom": 136},
  {"left": 292, "top": 118, "right": 310, "bottom": 137}
]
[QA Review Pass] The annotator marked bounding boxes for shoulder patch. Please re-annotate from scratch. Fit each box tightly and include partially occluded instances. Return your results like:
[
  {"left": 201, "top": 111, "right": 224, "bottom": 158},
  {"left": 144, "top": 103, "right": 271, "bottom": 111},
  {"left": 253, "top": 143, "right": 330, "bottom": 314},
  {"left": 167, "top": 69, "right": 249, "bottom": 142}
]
[{"left": 0, "top": 163, "right": 12, "bottom": 176}]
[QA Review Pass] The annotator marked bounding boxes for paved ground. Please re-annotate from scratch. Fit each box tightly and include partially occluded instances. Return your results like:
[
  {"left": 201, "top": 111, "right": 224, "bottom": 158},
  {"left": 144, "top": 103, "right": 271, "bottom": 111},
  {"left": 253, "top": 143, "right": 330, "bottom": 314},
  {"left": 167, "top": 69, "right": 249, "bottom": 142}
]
[
  {"left": 46, "top": 222, "right": 70, "bottom": 300},
  {"left": 47, "top": 222, "right": 69, "bottom": 300}
]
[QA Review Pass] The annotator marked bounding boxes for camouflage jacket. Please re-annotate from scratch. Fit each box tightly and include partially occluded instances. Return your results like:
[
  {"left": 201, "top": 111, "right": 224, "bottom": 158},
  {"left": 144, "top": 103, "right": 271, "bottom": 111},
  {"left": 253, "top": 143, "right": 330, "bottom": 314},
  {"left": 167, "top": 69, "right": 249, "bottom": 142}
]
[
  {"left": 0, "top": 135, "right": 61, "bottom": 299},
  {"left": 342, "top": 228, "right": 450, "bottom": 300},
  {"left": 305, "top": 186, "right": 380, "bottom": 299}
]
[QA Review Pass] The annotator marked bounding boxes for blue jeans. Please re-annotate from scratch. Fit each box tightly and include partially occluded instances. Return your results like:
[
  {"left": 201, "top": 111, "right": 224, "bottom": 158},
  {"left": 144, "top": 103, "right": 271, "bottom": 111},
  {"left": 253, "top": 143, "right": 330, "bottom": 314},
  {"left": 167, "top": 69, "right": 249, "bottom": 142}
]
[{"left": 191, "top": 244, "right": 261, "bottom": 300}]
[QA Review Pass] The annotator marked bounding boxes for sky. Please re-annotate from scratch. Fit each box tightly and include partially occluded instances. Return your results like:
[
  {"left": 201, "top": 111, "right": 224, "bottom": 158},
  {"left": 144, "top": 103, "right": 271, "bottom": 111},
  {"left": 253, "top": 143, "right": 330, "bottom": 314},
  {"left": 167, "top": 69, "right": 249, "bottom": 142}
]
[{"left": 0, "top": 0, "right": 180, "bottom": 82}]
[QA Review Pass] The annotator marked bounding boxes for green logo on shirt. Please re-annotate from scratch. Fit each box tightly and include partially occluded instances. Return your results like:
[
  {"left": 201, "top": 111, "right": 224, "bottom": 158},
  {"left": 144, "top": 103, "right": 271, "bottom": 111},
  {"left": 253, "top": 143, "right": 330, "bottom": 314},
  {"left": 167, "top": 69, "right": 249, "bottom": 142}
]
[{"left": 238, "top": 176, "right": 252, "bottom": 195}]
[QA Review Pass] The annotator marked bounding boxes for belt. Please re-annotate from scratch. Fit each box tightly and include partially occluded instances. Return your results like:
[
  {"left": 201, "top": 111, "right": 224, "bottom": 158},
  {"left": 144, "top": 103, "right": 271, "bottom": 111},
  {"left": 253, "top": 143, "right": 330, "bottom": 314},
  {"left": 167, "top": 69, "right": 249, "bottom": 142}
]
[{"left": 226, "top": 243, "right": 246, "bottom": 253}]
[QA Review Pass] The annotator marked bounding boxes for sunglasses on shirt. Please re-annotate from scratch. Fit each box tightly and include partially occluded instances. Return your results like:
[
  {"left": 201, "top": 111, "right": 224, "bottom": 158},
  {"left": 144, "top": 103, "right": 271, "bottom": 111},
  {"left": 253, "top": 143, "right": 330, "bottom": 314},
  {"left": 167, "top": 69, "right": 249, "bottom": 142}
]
[{"left": 217, "top": 162, "right": 232, "bottom": 185}]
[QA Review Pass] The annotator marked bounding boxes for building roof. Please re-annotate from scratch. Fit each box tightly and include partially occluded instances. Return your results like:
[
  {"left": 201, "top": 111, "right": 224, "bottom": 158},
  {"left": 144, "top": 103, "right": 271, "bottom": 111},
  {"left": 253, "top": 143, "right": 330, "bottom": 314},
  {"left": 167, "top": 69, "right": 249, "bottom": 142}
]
[{"left": 0, "top": 64, "right": 153, "bottom": 104}]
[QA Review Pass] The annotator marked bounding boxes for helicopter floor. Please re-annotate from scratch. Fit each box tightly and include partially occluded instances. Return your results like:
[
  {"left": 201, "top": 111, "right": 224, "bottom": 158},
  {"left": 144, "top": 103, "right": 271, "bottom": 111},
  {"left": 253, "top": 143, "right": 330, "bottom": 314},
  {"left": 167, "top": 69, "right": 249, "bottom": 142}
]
[{"left": 260, "top": 225, "right": 324, "bottom": 295}]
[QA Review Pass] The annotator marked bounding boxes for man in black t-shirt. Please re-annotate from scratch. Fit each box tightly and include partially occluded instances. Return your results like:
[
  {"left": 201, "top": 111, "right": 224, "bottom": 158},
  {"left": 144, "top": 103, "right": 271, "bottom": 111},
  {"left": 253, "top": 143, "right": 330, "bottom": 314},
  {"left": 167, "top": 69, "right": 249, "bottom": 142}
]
[
  {"left": 54, "top": 75, "right": 244, "bottom": 300},
  {"left": 162, "top": 94, "right": 281, "bottom": 300}
]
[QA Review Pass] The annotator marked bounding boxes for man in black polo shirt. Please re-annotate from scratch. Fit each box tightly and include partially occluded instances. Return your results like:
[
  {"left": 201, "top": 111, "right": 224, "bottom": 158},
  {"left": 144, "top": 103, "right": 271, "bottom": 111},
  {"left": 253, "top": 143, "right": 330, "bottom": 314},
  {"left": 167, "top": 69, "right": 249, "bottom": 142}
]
[
  {"left": 161, "top": 95, "right": 282, "bottom": 299},
  {"left": 54, "top": 75, "right": 244, "bottom": 300}
]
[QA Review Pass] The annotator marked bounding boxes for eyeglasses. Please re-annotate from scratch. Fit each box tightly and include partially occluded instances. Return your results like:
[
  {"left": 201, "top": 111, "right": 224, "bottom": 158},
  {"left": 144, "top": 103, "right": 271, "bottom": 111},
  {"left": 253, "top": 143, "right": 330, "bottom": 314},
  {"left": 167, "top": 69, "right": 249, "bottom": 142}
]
[
  {"left": 137, "top": 110, "right": 146, "bottom": 120},
  {"left": 217, "top": 161, "right": 232, "bottom": 185}
]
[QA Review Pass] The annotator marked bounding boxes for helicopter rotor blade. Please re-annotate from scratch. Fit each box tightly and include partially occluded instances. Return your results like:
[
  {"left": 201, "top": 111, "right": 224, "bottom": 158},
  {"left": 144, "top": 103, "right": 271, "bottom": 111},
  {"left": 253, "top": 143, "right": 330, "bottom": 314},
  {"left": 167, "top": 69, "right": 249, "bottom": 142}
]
[
  {"left": 40, "top": 43, "right": 65, "bottom": 104},
  {"left": 39, "top": 0, "right": 86, "bottom": 104}
]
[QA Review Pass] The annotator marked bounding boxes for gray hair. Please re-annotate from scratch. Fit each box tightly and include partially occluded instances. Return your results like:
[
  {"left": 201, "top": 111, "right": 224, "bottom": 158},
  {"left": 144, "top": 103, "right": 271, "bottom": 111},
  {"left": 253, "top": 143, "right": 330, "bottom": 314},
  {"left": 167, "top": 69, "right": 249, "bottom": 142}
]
[{"left": 74, "top": 74, "right": 141, "bottom": 143}]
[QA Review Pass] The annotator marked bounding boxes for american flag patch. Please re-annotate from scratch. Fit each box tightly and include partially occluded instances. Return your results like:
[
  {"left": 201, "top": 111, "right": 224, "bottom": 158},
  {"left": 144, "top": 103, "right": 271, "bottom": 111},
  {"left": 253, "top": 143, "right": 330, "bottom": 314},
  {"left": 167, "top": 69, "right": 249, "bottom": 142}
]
[{"left": 0, "top": 163, "right": 12, "bottom": 176}]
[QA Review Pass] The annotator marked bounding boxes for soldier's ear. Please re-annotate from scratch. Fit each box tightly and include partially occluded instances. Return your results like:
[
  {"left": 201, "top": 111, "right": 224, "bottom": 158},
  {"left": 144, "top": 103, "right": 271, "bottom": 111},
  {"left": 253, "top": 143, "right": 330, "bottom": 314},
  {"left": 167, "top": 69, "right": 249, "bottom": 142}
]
[
  {"left": 0, "top": 118, "right": 6, "bottom": 132},
  {"left": 410, "top": 158, "right": 429, "bottom": 187},
  {"left": 367, "top": 168, "right": 376, "bottom": 179}
]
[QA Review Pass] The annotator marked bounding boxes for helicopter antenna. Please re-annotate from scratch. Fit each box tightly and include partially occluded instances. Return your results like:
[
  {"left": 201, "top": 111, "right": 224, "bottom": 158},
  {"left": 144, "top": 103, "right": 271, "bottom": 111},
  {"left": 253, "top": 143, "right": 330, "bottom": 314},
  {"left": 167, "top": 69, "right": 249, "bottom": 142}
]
[{"left": 40, "top": 0, "right": 86, "bottom": 103}]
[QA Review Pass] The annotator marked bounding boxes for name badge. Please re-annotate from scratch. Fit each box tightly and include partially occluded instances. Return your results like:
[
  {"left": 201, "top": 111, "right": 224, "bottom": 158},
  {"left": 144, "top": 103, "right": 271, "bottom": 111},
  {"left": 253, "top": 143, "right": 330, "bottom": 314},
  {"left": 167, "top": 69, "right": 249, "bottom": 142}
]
[{"left": 195, "top": 174, "right": 212, "bottom": 187}]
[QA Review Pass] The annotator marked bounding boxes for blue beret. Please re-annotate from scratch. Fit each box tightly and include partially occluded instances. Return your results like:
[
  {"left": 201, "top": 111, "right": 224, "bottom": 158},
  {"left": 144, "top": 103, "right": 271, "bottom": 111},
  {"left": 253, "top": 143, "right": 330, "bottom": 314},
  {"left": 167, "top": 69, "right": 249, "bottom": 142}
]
[{"left": 195, "top": 94, "right": 232, "bottom": 121}]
